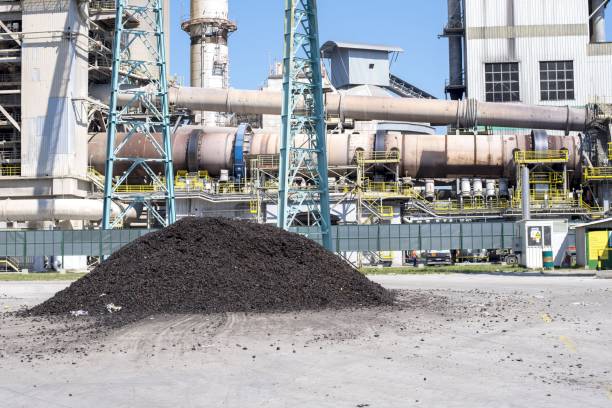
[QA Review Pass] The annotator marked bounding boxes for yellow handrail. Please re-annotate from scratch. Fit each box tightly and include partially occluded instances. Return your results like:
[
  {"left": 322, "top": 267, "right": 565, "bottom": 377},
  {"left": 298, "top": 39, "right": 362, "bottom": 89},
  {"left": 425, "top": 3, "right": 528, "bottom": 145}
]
[
  {"left": 584, "top": 167, "right": 612, "bottom": 180},
  {"left": 0, "top": 165, "right": 20, "bottom": 176},
  {"left": 514, "top": 150, "right": 569, "bottom": 164},
  {"left": 356, "top": 150, "right": 401, "bottom": 164}
]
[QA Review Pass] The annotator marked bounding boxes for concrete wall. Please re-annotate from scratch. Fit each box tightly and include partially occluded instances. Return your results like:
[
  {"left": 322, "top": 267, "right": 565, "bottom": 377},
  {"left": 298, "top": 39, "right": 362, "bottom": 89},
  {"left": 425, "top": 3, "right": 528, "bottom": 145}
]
[{"left": 20, "top": 0, "right": 88, "bottom": 179}]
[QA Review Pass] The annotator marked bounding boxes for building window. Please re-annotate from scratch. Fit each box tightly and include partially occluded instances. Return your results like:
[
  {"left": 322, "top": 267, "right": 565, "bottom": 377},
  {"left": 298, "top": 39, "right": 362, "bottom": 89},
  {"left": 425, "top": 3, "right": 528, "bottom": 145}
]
[
  {"left": 369, "top": 63, "right": 375, "bottom": 70},
  {"left": 485, "top": 63, "right": 520, "bottom": 102},
  {"left": 540, "top": 61, "right": 575, "bottom": 101}
]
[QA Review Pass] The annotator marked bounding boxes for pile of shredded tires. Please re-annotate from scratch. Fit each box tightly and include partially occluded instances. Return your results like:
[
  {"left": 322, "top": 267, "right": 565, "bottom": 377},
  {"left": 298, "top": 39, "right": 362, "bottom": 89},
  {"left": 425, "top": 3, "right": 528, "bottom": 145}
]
[{"left": 30, "top": 217, "right": 393, "bottom": 317}]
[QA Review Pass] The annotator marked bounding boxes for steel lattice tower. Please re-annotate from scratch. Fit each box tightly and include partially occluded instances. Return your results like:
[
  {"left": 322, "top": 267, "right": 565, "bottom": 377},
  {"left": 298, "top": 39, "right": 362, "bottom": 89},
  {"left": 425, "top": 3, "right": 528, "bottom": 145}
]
[
  {"left": 102, "top": 0, "right": 175, "bottom": 229},
  {"left": 278, "top": 0, "right": 332, "bottom": 250}
]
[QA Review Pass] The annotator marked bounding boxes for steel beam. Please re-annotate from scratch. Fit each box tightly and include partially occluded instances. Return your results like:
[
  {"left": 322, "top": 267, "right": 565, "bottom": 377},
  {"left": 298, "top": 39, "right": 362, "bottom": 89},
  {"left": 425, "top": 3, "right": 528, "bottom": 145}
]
[
  {"left": 278, "top": 0, "right": 332, "bottom": 250},
  {"left": 102, "top": 0, "right": 175, "bottom": 229}
]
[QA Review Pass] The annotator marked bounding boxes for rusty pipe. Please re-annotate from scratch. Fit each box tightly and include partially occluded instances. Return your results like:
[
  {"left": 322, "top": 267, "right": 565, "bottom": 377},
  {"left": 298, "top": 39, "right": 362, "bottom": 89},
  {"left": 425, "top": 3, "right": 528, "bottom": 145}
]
[{"left": 87, "top": 129, "right": 581, "bottom": 179}]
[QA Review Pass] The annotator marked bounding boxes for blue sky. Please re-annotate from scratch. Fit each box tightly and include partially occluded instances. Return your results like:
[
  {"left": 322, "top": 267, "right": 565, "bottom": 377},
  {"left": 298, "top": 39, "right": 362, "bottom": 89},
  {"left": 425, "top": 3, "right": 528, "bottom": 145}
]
[{"left": 169, "top": 1, "right": 612, "bottom": 99}]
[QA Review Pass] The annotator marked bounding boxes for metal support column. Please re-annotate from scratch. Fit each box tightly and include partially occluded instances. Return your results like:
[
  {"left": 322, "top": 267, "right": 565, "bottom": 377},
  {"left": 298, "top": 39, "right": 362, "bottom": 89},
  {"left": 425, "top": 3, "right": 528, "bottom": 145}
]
[
  {"left": 102, "top": 0, "right": 175, "bottom": 229},
  {"left": 278, "top": 0, "right": 332, "bottom": 250}
]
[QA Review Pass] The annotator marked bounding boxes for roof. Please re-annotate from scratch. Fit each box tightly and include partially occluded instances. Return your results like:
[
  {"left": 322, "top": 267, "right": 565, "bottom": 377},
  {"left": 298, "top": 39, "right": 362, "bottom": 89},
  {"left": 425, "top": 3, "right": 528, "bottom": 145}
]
[
  {"left": 321, "top": 41, "right": 404, "bottom": 56},
  {"left": 574, "top": 218, "right": 612, "bottom": 229},
  {"left": 339, "top": 84, "right": 398, "bottom": 98}
]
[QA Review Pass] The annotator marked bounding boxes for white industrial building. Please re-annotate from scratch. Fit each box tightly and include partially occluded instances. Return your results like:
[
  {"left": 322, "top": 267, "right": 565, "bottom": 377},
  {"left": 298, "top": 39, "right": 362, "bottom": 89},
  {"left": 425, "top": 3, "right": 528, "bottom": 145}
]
[{"left": 447, "top": 0, "right": 612, "bottom": 106}]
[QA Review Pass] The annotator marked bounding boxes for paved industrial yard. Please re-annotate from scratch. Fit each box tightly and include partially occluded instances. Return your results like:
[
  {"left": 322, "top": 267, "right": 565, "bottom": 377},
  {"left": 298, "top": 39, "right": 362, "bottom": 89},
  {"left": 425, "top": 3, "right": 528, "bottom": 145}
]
[{"left": 1, "top": 274, "right": 611, "bottom": 407}]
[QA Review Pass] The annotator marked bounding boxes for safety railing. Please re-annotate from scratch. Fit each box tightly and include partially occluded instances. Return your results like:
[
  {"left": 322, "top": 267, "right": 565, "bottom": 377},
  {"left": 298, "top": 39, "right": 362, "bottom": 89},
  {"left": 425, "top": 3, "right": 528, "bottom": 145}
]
[
  {"left": 356, "top": 150, "right": 401, "bottom": 164},
  {"left": 361, "top": 180, "right": 402, "bottom": 197},
  {"left": 609, "top": 143, "right": 612, "bottom": 161},
  {"left": 514, "top": 150, "right": 569, "bottom": 164},
  {"left": 584, "top": 166, "right": 612, "bottom": 180},
  {"left": 530, "top": 172, "right": 564, "bottom": 185},
  {"left": 0, "top": 258, "right": 19, "bottom": 272},
  {"left": 115, "top": 184, "right": 161, "bottom": 193},
  {"left": 0, "top": 164, "right": 20, "bottom": 176},
  {"left": 253, "top": 154, "right": 280, "bottom": 169}
]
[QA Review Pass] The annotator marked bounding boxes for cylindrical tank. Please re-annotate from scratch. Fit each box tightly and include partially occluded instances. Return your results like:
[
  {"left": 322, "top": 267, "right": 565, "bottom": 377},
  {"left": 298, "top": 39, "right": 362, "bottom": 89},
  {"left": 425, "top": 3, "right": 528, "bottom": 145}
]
[
  {"left": 461, "top": 178, "right": 472, "bottom": 197},
  {"left": 543, "top": 250, "right": 554, "bottom": 270},
  {"left": 485, "top": 179, "right": 496, "bottom": 198},
  {"left": 472, "top": 179, "right": 483, "bottom": 197},
  {"left": 424, "top": 179, "right": 435, "bottom": 201}
]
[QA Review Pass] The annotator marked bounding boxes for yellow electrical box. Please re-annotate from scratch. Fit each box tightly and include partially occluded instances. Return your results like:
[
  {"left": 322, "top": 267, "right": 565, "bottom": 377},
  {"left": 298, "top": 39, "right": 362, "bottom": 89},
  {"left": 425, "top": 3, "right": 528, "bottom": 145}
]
[{"left": 587, "top": 230, "right": 610, "bottom": 269}]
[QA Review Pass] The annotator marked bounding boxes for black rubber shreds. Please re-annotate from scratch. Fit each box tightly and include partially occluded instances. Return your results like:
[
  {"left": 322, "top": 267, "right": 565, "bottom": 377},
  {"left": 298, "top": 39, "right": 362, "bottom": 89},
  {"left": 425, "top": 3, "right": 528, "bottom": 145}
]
[{"left": 30, "top": 217, "right": 393, "bottom": 317}]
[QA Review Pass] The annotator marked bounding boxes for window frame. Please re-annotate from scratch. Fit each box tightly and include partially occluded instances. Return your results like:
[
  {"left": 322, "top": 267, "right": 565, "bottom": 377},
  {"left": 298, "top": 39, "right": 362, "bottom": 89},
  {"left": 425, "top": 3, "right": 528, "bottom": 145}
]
[
  {"left": 484, "top": 62, "right": 521, "bottom": 103},
  {"left": 539, "top": 60, "right": 575, "bottom": 102}
]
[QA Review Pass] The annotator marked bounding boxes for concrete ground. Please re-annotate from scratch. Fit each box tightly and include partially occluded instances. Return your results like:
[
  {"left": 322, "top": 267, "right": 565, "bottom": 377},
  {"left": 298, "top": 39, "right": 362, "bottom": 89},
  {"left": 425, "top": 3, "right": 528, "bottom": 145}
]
[{"left": 1, "top": 274, "right": 611, "bottom": 408}]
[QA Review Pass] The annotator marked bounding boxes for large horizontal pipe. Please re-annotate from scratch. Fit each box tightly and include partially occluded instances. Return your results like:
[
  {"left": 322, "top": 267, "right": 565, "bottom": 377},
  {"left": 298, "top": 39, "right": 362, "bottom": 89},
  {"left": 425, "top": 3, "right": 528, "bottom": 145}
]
[
  {"left": 90, "top": 84, "right": 592, "bottom": 132},
  {"left": 87, "top": 128, "right": 581, "bottom": 179},
  {"left": 0, "top": 199, "right": 135, "bottom": 222},
  {"left": 107, "top": 86, "right": 591, "bottom": 132}
]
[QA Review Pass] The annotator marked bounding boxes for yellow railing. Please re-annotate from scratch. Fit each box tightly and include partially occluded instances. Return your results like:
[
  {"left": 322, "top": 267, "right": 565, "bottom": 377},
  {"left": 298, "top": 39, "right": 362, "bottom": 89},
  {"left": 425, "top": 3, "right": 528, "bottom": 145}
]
[
  {"left": 361, "top": 180, "right": 402, "bottom": 197},
  {"left": 609, "top": 143, "right": 612, "bottom": 161},
  {"left": 217, "top": 180, "right": 252, "bottom": 195},
  {"left": 115, "top": 184, "right": 161, "bottom": 193},
  {"left": 431, "top": 198, "right": 510, "bottom": 213},
  {"left": 378, "top": 206, "right": 394, "bottom": 218},
  {"left": 530, "top": 172, "right": 564, "bottom": 185},
  {"left": 514, "top": 150, "right": 569, "bottom": 164},
  {"left": 0, "top": 165, "right": 20, "bottom": 176},
  {"left": 584, "top": 167, "right": 612, "bottom": 180},
  {"left": 249, "top": 200, "right": 258, "bottom": 214},
  {"left": 0, "top": 259, "right": 19, "bottom": 272},
  {"left": 356, "top": 150, "right": 401, "bottom": 164}
]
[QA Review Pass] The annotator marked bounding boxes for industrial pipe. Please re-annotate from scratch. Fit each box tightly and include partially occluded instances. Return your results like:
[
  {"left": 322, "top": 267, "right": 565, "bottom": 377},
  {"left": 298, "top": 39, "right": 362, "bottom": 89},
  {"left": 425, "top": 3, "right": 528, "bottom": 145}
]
[
  {"left": 446, "top": 0, "right": 465, "bottom": 100},
  {"left": 155, "top": 87, "right": 590, "bottom": 132},
  {"left": 521, "top": 166, "right": 531, "bottom": 220},
  {"left": 0, "top": 199, "right": 136, "bottom": 222},
  {"left": 590, "top": 0, "right": 608, "bottom": 43},
  {"left": 87, "top": 128, "right": 581, "bottom": 179},
  {"left": 95, "top": 83, "right": 593, "bottom": 132}
]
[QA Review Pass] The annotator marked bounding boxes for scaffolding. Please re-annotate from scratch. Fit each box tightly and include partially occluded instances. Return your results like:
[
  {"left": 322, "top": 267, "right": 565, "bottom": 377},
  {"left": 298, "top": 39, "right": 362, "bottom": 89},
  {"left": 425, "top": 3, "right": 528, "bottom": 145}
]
[
  {"left": 102, "top": 0, "right": 175, "bottom": 229},
  {"left": 278, "top": 0, "right": 332, "bottom": 249}
]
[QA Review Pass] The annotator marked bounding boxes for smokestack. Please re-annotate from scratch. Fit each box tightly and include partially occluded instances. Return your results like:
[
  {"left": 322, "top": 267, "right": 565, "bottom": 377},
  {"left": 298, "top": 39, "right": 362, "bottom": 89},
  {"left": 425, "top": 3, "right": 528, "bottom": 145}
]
[
  {"left": 590, "top": 0, "right": 607, "bottom": 43},
  {"left": 182, "top": 0, "right": 237, "bottom": 126},
  {"left": 445, "top": 0, "right": 466, "bottom": 100}
]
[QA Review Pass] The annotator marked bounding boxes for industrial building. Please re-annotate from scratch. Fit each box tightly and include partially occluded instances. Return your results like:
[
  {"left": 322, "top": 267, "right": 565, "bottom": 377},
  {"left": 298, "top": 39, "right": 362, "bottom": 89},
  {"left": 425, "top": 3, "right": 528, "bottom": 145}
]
[{"left": 0, "top": 0, "right": 611, "bottom": 271}]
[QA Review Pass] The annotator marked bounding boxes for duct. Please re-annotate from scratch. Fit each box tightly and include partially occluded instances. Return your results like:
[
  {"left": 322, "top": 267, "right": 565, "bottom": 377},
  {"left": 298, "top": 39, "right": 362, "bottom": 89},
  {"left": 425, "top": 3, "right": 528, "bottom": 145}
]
[
  {"left": 590, "top": 0, "right": 608, "bottom": 43},
  {"left": 446, "top": 0, "right": 465, "bottom": 100},
  {"left": 87, "top": 129, "right": 581, "bottom": 179},
  {"left": 166, "top": 87, "right": 591, "bottom": 132},
  {"left": 96, "top": 84, "right": 593, "bottom": 132},
  {"left": 0, "top": 199, "right": 136, "bottom": 222}
]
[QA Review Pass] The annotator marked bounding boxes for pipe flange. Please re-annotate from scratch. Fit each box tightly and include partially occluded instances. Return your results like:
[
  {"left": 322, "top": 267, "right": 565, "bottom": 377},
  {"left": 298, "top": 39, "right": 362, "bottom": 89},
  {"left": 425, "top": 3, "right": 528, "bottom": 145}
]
[
  {"left": 187, "top": 129, "right": 204, "bottom": 173},
  {"left": 531, "top": 129, "right": 549, "bottom": 152}
]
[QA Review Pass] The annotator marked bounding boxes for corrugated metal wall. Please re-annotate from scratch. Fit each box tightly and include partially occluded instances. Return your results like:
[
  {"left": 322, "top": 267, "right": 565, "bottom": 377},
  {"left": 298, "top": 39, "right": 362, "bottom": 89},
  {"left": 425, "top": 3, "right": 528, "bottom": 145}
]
[{"left": 465, "top": 0, "right": 612, "bottom": 106}]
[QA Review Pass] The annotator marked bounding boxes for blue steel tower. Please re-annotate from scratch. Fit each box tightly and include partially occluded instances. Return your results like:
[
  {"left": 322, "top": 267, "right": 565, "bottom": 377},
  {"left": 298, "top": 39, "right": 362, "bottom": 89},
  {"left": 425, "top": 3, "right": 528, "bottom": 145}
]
[
  {"left": 102, "top": 0, "right": 175, "bottom": 229},
  {"left": 278, "top": 0, "right": 332, "bottom": 250}
]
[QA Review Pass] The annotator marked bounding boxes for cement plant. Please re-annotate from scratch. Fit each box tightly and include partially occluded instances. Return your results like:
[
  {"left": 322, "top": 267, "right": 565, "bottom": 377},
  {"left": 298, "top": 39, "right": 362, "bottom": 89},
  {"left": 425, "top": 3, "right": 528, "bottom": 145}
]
[{"left": 1, "top": 1, "right": 612, "bottom": 407}]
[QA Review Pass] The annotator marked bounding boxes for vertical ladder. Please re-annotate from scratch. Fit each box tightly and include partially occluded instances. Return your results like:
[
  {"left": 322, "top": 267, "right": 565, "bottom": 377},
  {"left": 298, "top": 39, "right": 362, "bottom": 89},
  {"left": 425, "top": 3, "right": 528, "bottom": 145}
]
[{"left": 278, "top": 0, "right": 332, "bottom": 250}]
